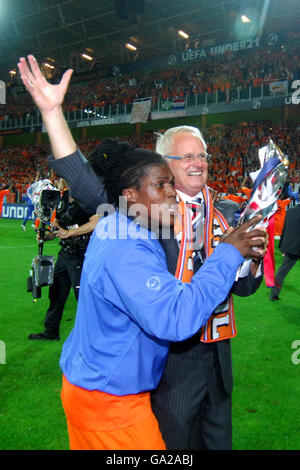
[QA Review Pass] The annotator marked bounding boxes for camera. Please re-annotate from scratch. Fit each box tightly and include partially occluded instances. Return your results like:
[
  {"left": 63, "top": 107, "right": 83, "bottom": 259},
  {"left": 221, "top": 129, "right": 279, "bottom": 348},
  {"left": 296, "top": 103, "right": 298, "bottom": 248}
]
[
  {"left": 26, "top": 180, "right": 61, "bottom": 299},
  {"left": 27, "top": 180, "right": 61, "bottom": 224},
  {"left": 27, "top": 254, "right": 56, "bottom": 299},
  {"left": 39, "top": 189, "right": 61, "bottom": 223}
]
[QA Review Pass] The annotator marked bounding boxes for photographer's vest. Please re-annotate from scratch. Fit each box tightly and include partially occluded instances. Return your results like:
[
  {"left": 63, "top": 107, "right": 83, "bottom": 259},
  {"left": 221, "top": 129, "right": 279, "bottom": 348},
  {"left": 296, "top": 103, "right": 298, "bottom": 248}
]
[
  {"left": 174, "top": 185, "right": 237, "bottom": 343},
  {"left": 57, "top": 195, "right": 93, "bottom": 255}
]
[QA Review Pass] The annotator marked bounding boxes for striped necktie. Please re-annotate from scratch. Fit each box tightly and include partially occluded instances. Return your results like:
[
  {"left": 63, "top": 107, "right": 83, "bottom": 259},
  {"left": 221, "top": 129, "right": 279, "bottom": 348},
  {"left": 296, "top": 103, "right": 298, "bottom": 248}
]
[
  {"left": 188, "top": 197, "right": 205, "bottom": 271},
  {"left": 190, "top": 197, "right": 203, "bottom": 222}
]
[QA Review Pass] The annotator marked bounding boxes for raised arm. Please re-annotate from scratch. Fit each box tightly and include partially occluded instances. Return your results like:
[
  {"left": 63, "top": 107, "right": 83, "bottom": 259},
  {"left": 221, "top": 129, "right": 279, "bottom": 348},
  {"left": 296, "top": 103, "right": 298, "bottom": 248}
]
[{"left": 17, "top": 55, "right": 75, "bottom": 159}]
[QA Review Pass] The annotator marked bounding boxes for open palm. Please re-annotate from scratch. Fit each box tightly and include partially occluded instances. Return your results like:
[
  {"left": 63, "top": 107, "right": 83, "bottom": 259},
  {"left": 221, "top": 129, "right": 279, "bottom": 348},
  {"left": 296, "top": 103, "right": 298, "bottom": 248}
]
[{"left": 17, "top": 55, "right": 73, "bottom": 113}]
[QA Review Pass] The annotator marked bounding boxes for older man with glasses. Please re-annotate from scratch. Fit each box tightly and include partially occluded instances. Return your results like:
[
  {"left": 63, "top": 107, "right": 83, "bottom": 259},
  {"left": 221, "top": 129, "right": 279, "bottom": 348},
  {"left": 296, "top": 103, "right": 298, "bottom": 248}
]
[
  {"left": 150, "top": 125, "right": 264, "bottom": 450},
  {"left": 159, "top": 127, "right": 211, "bottom": 196}
]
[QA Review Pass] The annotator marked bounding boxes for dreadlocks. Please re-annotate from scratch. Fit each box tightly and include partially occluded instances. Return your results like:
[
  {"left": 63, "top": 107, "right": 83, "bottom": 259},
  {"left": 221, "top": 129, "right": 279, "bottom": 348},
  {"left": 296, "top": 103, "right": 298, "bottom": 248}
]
[{"left": 88, "top": 138, "right": 167, "bottom": 207}]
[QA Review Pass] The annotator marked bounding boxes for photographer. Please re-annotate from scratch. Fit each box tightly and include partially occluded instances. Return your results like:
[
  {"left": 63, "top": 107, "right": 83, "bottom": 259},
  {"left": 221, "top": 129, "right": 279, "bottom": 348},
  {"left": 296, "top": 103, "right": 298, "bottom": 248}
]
[{"left": 29, "top": 182, "right": 99, "bottom": 341}]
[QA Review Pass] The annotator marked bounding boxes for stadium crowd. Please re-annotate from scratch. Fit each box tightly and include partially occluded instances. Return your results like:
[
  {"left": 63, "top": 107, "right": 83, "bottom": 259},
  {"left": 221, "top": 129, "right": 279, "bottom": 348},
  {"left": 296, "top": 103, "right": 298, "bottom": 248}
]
[
  {"left": 1, "top": 41, "right": 299, "bottom": 217},
  {"left": 1, "top": 42, "right": 300, "bottom": 121},
  {"left": 0, "top": 121, "right": 299, "bottom": 208}
]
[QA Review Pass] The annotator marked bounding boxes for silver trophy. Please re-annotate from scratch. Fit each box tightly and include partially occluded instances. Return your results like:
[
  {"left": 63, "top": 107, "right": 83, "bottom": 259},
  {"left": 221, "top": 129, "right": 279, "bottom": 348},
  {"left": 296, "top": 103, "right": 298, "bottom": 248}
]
[
  {"left": 238, "top": 139, "right": 289, "bottom": 229},
  {"left": 235, "top": 139, "right": 289, "bottom": 279}
]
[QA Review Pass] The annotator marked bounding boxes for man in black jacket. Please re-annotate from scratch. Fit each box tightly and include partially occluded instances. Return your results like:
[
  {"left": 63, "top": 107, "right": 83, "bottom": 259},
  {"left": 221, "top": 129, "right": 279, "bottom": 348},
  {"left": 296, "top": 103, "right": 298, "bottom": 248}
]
[{"left": 270, "top": 204, "right": 300, "bottom": 301}]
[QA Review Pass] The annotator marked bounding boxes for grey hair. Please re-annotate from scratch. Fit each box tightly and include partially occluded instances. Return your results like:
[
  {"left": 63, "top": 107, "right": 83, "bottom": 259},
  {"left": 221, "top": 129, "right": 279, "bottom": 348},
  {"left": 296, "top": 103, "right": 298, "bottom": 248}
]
[{"left": 155, "top": 126, "right": 207, "bottom": 156}]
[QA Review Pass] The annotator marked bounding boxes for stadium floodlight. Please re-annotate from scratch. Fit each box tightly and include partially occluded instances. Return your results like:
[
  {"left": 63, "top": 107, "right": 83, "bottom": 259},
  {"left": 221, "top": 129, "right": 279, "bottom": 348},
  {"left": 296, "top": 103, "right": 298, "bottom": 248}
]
[
  {"left": 44, "top": 62, "right": 55, "bottom": 69},
  {"left": 81, "top": 52, "right": 93, "bottom": 61},
  {"left": 125, "top": 42, "right": 137, "bottom": 51},
  {"left": 241, "top": 14, "right": 251, "bottom": 23},
  {"left": 178, "top": 30, "right": 189, "bottom": 39}
]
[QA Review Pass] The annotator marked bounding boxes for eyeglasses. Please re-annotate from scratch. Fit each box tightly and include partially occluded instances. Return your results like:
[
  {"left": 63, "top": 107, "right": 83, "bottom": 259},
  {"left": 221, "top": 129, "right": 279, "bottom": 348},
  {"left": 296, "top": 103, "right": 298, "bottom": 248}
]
[{"left": 165, "top": 153, "right": 211, "bottom": 163}]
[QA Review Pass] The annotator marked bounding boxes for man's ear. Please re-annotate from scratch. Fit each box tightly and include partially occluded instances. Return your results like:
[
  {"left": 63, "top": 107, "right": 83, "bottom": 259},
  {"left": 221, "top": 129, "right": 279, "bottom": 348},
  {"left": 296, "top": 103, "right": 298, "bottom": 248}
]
[{"left": 122, "top": 187, "right": 139, "bottom": 204}]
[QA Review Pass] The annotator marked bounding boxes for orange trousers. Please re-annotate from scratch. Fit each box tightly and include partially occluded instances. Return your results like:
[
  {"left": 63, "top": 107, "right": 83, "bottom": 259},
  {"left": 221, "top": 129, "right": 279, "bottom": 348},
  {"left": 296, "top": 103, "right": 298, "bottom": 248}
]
[{"left": 61, "top": 375, "right": 166, "bottom": 450}]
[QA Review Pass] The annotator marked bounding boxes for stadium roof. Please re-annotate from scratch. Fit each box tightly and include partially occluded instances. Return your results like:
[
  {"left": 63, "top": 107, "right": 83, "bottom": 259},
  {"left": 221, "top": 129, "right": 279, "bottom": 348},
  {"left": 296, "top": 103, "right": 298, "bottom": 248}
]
[{"left": 0, "top": 0, "right": 299, "bottom": 81}]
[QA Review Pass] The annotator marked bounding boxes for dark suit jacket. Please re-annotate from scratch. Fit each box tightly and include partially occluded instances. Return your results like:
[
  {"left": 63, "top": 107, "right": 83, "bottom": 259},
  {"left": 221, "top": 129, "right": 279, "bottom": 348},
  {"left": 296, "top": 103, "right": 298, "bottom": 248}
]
[{"left": 279, "top": 205, "right": 300, "bottom": 257}]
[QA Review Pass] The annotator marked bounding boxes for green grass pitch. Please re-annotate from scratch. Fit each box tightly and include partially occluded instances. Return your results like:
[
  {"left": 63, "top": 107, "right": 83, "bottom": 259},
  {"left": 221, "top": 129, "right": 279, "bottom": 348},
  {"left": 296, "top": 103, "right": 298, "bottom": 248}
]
[{"left": 0, "top": 218, "right": 299, "bottom": 450}]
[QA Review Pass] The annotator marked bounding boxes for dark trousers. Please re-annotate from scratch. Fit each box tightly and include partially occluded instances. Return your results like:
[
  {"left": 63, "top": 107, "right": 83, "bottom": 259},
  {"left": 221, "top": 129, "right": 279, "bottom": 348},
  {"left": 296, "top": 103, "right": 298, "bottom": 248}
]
[
  {"left": 271, "top": 253, "right": 299, "bottom": 299},
  {"left": 44, "top": 250, "right": 84, "bottom": 337},
  {"left": 151, "top": 339, "right": 232, "bottom": 450}
]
